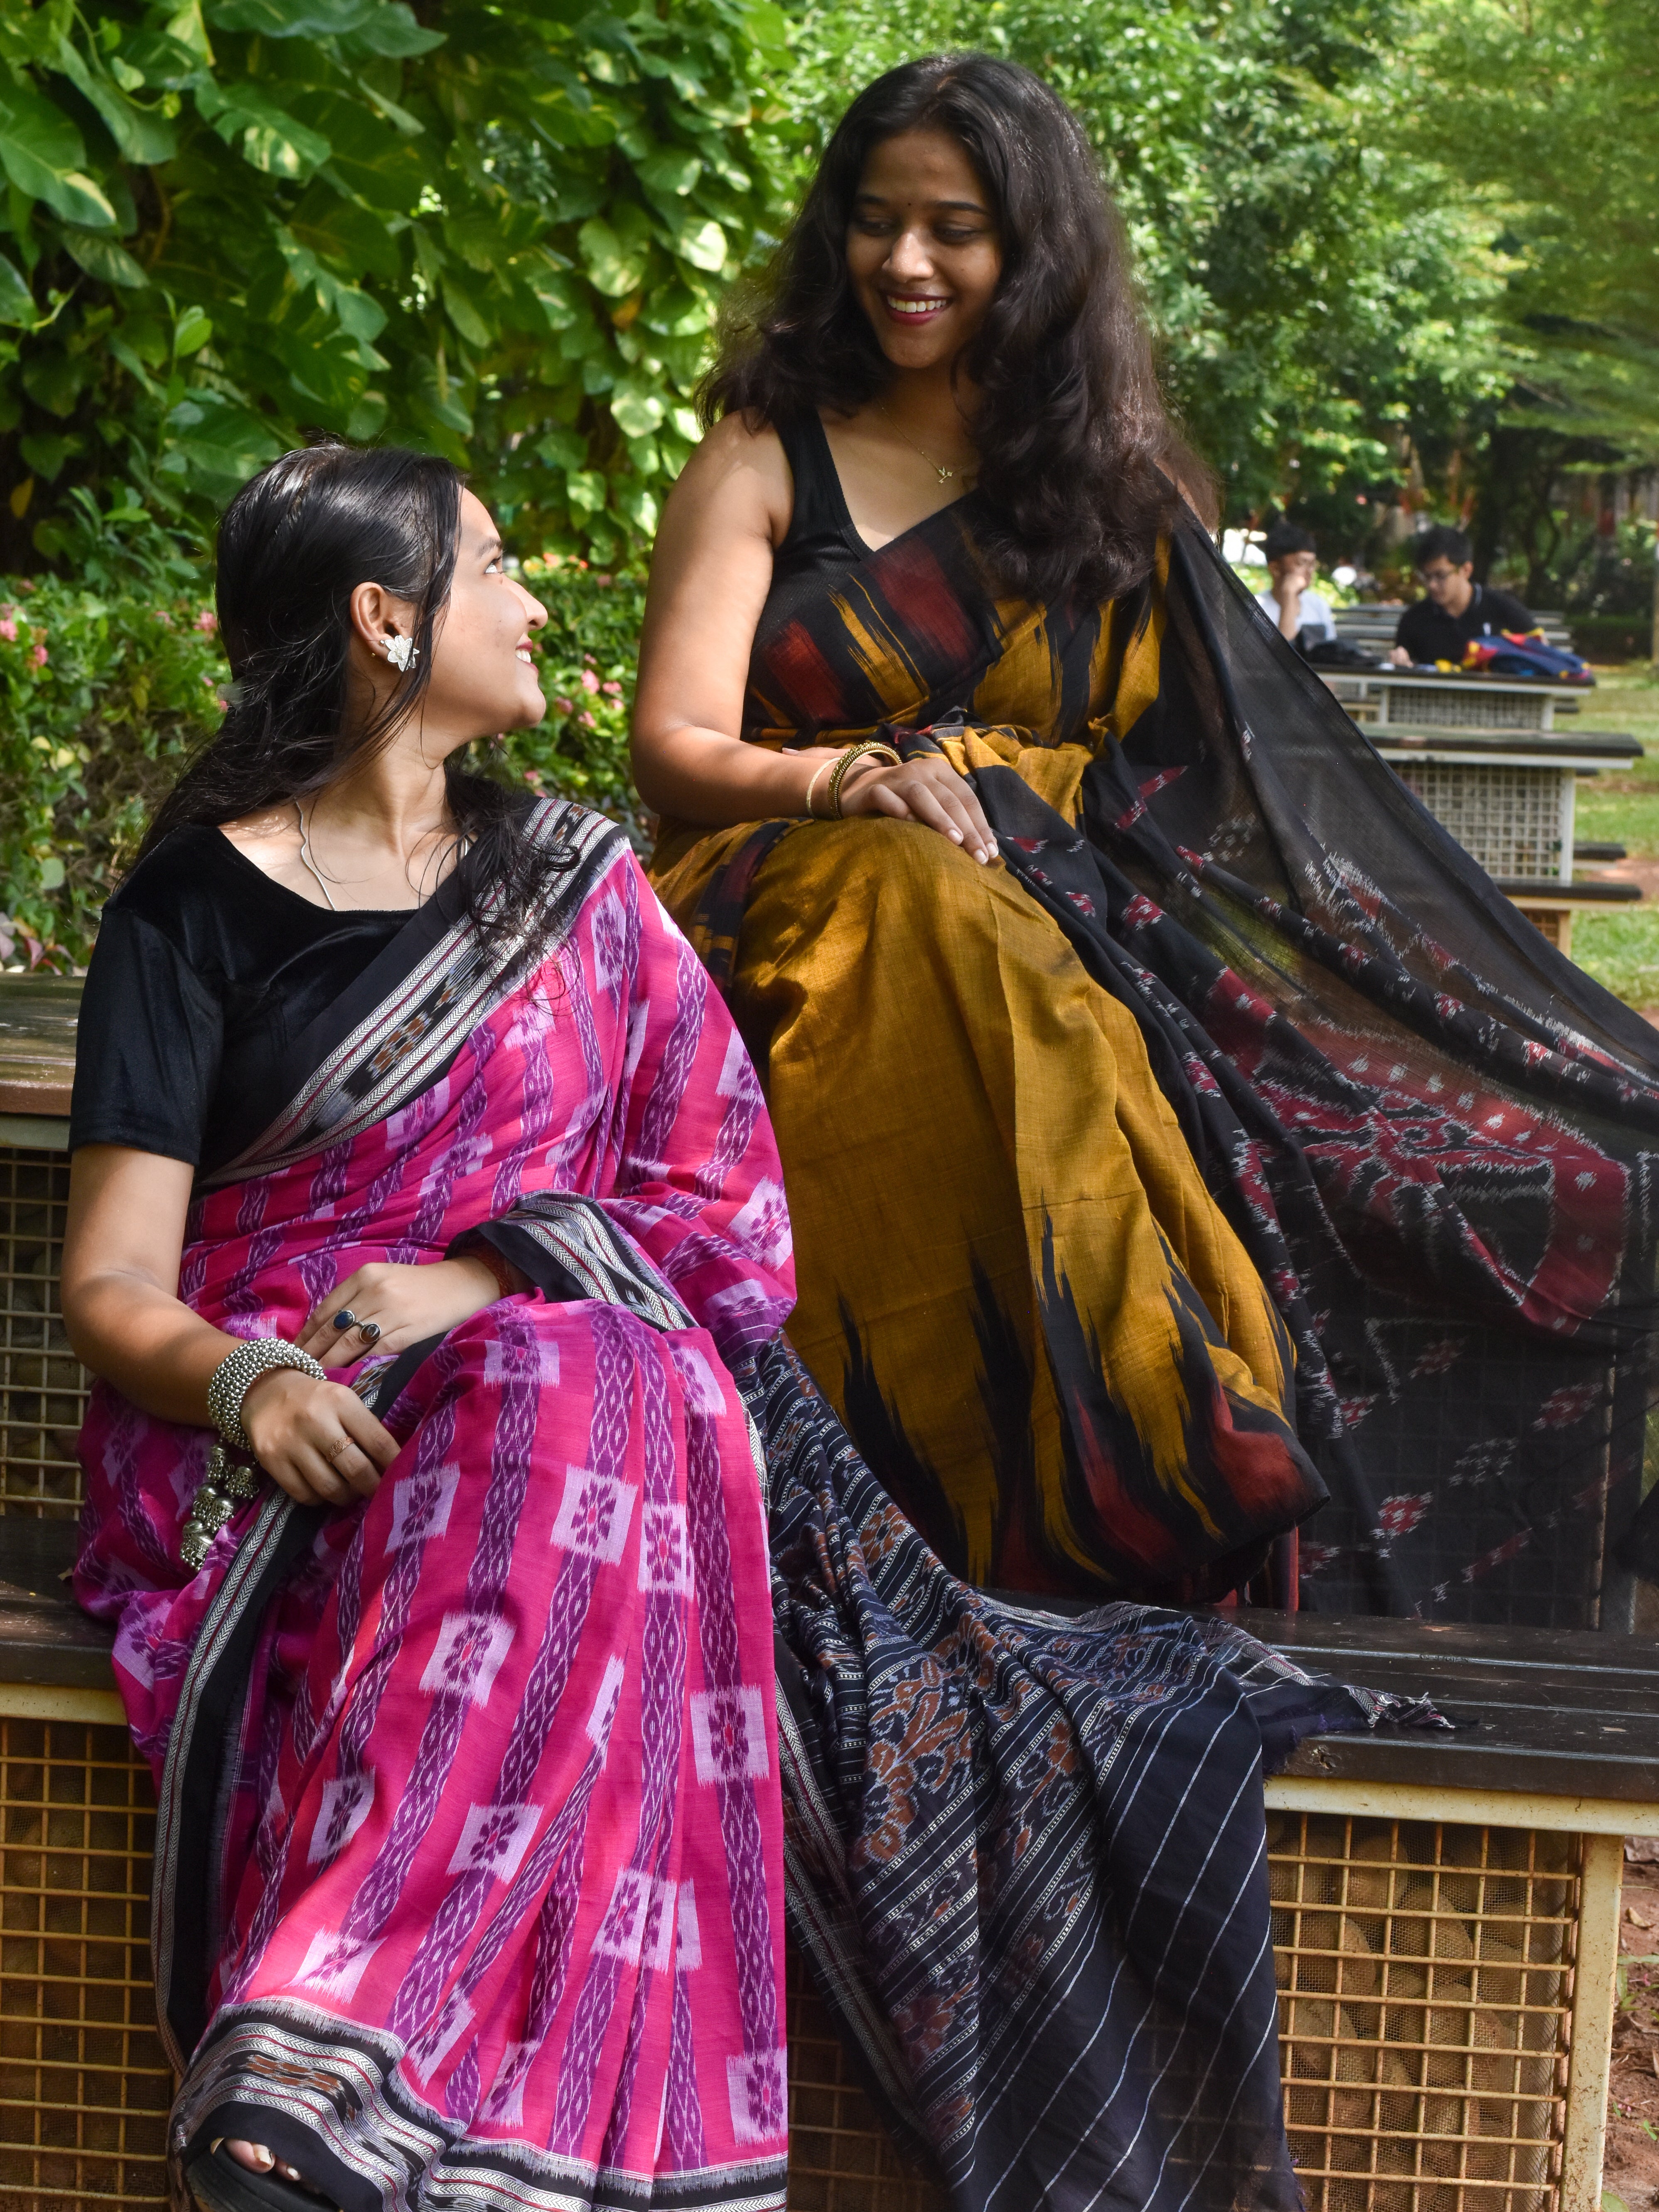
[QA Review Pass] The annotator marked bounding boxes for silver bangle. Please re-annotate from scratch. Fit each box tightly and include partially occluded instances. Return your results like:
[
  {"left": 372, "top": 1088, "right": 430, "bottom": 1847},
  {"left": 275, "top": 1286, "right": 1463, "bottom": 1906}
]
[{"left": 206, "top": 1337, "right": 327, "bottom": 1453}]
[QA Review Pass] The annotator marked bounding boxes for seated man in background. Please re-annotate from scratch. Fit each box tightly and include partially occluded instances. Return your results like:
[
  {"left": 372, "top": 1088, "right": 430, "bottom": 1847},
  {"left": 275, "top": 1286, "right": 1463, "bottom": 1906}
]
[
  {"left": 1389, "top": 524, "right": 1533, "bottom": 665},
  {"left": 1254, "top": 520, "right": 1338, "bottom": 649}
]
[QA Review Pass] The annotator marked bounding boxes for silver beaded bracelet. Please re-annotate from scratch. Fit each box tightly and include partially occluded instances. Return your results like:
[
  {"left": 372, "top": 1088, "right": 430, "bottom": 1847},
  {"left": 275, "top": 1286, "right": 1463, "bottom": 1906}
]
[{"left": 206, "top": 1337, "right": 328, "bottom": 1453}]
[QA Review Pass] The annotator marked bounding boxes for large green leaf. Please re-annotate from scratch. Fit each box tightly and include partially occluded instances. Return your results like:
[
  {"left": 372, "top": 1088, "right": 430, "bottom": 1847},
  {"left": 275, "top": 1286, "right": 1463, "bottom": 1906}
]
[
  {"left": 163, "top": 390, "right": 284, "bottom": 494},
  {"left": 578, "top": 214, "right": 649, "bottom": 297},
  {"left": 51, "top": 37, "right": 178, "bottom": 167},
  {"left": 208, "top": 0, "right": 378, "bottom": 34},
  {"left": 194, "top": 79, "right": 332, "bottom": 178},
  {"left": 345, "top": 6, "right": 447, "bottom": 57},
  {"left": 59, "top": 227, "right": 150, "bottom": 289},
  {"left": 0, "top": 251, "right": 34, "bottom": 328},
  {"left": 0, "top": 74, "right": 120, "bottom": 227}
]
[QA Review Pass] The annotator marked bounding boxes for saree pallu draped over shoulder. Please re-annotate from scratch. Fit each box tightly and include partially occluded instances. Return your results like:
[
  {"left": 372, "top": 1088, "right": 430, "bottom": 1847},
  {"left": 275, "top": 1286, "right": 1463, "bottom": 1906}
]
[
  {"left": 650, "top": 503, "right": 1659, "bottom": 1623},
  {"left": 75, "top": 803, "right": 797, "bottom": 2212}
]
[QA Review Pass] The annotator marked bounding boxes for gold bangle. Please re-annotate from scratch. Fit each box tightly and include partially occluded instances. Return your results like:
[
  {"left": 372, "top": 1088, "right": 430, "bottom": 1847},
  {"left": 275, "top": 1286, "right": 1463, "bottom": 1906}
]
[
  {"left": 804, "top": 758, "right": 834, "bottom": 819},
  {"left": 827, "top": 741, "right": 903, "bottom": 819}
]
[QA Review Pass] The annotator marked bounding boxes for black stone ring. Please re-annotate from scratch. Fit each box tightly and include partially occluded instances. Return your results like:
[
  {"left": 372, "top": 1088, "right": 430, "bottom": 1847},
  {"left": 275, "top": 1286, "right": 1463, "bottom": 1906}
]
[
  {"left": 333, "top": 1310, "right": 357, "bottom": 1332},
  {"left": 356, "top": 1320, "right": 383, "bottom": 1345}
]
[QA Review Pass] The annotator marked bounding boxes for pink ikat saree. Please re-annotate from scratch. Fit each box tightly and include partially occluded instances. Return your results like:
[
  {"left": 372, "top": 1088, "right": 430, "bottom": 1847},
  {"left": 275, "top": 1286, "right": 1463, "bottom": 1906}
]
[{"left": 74, "top": 804, "right": 794, "bottom": 2212}]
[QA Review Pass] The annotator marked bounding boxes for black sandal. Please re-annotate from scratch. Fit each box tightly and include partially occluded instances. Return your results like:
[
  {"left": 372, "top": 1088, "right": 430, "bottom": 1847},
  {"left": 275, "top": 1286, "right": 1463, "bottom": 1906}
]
[{"left": 187, "top": 2142, "right": 340, "bottom": 2212}]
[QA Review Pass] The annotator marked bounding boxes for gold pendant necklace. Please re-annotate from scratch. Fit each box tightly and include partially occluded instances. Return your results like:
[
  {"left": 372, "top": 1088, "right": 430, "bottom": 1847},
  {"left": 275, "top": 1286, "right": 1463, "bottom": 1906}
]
[{"left": 876, "top": 399, "right": 967, "bottom": 486}]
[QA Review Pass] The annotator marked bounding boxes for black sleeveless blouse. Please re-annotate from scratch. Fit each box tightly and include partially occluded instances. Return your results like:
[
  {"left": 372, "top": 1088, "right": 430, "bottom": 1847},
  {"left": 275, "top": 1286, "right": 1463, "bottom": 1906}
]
[{"left": 741, "top": 415, "right": 871, "bottom": 733}]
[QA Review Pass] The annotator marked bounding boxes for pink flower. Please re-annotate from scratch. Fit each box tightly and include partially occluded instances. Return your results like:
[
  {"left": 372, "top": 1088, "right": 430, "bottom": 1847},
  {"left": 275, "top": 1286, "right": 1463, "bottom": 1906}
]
[
  {"left": 553, "top": 696, "right": 573, "bottom": 715},
  {"left": 601, "top": 680, "right": 622, "bottom": 698},
  {"left": 202, "top": 673, "right": 215, "bottom": 687},
  {"left": 595, "top": 574, "right": 612, "bottom": 586},
  {"left": 153, "top": 609, "right": 172, "bottom": 626},
  {"left": 194, "top": 609, "right": 217, "bottom": 633},
  {"left": 579, "top": 667, "right": 600, "bottom": 693},
  {"left": 31, "top": 642, "right": 47, "bottom": 667},
  {"left": 0, "top": 618, "right": 15, "bottom": 643},
  {"left": 579, "top": 710, "right": 596, "bottom": 729}
]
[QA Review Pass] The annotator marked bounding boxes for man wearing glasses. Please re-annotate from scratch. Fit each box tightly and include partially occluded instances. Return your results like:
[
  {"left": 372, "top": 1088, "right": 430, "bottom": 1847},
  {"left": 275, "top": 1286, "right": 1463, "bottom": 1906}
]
[{"left": 1388, "top": 525, "right": 1534, "bottom": 667}]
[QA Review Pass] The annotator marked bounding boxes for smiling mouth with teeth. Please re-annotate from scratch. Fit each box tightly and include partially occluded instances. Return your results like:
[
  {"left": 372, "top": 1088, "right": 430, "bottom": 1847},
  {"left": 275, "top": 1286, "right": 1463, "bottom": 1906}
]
[{"left": 884, "top": 296, "right": 949, "bottom": 315}]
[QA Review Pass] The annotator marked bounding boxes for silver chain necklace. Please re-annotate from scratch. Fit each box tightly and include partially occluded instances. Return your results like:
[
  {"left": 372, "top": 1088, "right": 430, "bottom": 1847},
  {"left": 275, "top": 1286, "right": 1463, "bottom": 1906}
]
[
  {"left": 295, "top": 800, "right": 469, "bottom": 912},
  {"left": 295, "top": 801, "right": 339, "bottom": 912}
]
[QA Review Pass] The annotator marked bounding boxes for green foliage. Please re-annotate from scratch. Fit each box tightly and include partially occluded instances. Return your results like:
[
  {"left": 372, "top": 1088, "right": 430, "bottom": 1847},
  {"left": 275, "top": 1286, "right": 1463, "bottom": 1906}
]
[
  {"left": 0, "top": 565, "right": 226, "bottom": 966},
  {"left": 500, "top": 555, "right": 648, "bottom": 843},
  {"left": 787, "top": 0, "right": 1508, "bottom": 526},
  {"left": 0, "top": 518, "right": 647, "bottom": 967},
  {"left": 0, "top": 0, "right": 794, "bottom": 566},
  {"left": 1384, "top": 0, "right": 1659, "bottom": 579}
]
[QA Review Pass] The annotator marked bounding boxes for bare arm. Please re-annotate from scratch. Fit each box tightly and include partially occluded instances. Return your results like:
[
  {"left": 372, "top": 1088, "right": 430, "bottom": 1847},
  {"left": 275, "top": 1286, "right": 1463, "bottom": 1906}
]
[
  {"left": 63, "top": 1145, "right": 397, "bottom": 1505},
  {"left": 632, "top": 413, "right": 833, "bottom": 826},
  {"left": 632, "top": 415, "right": 997, "bottom": 858}
]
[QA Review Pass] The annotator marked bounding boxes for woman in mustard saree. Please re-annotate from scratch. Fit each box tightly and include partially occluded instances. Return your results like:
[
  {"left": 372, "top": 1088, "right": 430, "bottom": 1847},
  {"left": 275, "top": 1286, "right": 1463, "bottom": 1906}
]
[{"left": 636, "top": 54, "right": 1659, "bottom": 1623}]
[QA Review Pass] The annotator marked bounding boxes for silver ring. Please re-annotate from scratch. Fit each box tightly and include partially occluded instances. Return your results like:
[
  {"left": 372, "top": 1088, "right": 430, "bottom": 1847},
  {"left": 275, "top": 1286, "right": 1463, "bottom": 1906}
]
[{"left": 333, "top": 1310, "right": 357, "bottom": 1332}]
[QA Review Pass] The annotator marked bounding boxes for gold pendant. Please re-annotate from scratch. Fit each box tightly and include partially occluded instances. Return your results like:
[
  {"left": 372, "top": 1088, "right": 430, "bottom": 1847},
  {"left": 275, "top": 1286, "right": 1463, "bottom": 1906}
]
[{"left": 936, "top": 465, "right": 954, "bottom": 484}]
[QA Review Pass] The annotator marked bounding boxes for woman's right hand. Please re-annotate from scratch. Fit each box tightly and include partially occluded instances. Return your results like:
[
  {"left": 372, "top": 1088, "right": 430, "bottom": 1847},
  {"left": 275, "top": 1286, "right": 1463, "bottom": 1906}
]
[
  {"left": 238, "top": 1366, "right": 400, "bottom": 1507},
  {"left": 836, "top": 754, "right": 1000, "bottom": 864}
]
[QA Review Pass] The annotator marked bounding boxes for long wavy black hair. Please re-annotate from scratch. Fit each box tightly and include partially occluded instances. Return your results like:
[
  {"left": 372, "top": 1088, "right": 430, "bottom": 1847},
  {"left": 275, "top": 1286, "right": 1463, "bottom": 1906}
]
[
  {"left": 703, "top": 54, "right": 1207, "bottom": 605},
  {"left": 143, "top": 442, "right": 568, "bottom": 954}
]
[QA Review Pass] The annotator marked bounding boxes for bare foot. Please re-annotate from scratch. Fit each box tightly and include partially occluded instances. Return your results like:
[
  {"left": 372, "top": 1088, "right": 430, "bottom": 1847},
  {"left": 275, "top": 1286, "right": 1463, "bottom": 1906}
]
[{"left": 219, "top": 2140, "right": 312, "bottom": 2187}]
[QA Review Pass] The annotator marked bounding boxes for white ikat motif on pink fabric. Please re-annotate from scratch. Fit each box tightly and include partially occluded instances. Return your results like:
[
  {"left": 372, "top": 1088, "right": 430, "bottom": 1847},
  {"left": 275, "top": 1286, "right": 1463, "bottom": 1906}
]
[
  {"left": 638, "top": 1501, "right": 692, "bottom": 1594},
  {"left": 386, "top": 1463, "right": 460, "bottom": 1553},
  {"left": 418, "top": 1611, "right": 515, "bottom": 1706},
  {"left": 307, "top": 1772, "right": 376, "bottom": 1866},
  {"left": 445, "top": 1802, "right": 542, "bottom": 1883},
  {"left": 295, "top": 1930, "right": 381, "bottom": 2002},
  {"left": 691, "top": 1686, "right": 769, "bottom": 1784},
  {"left": 726, "top": 2049, "right": 788, "bottom": 2146},
  {"left": 550, "top": 1466, "right": 638, "bottom": 1565}
]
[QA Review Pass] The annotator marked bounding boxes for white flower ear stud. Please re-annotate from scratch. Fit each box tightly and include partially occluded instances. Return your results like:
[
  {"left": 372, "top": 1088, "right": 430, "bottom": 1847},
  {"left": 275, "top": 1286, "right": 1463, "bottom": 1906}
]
[{"left": 384, "top": 633, "right": 417, "bottom": 671}]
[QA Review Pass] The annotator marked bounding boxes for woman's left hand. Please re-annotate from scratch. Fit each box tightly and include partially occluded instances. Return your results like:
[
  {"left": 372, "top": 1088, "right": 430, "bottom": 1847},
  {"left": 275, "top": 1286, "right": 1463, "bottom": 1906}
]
[{"left": 297, "top": 1256, "right": 504, "bottom": 1369}]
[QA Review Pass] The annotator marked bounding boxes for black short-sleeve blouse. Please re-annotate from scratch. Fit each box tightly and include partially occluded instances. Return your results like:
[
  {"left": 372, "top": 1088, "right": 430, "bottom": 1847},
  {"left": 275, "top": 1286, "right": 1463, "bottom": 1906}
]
[{"left": 69, "top": 826, "right": 411, "bottom": 1174}]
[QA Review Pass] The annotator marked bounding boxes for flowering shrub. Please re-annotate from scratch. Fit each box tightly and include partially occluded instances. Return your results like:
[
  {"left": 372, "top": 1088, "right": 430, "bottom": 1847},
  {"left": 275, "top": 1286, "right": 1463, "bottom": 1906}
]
[
  {"left": 500, "top": 557, "right": 650, "bottom": 843},
  {"left": 2, "top": 560, "right": 649, "bottom": 969},
  {"left": 0, "top": 578, "right": 229, "bottom": 969}
]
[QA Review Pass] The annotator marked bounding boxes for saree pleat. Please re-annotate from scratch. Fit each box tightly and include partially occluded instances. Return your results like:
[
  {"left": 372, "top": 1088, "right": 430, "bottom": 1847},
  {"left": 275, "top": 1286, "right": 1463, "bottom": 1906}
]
[{"left": 651, "top": 512, "right": 1659, "bottom": 1622}]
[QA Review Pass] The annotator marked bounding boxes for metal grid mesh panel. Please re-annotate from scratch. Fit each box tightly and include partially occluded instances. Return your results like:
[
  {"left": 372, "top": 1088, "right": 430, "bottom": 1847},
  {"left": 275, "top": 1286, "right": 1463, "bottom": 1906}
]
[
  {"left": 0, "top": 1150, "right": 87, "bottom": 1518},
  {"left": 1269, "top": 1809, "right": 1576, "bottom": 2212},
  {"left": 0, "top": 1716, "right": 170, "bottom": 2210},
  {"left": 786, "top": 1943, "right": 944, "bottom": 2212},
  {"left": 1513, "top": 908, "right": 1566, "bottom": 950},
  {"left": 1393, "top": 764, "right": 1569, "bottom": 880},
  {"left": 1385, "top": 689, "right": 1548, "bottom": 732}
]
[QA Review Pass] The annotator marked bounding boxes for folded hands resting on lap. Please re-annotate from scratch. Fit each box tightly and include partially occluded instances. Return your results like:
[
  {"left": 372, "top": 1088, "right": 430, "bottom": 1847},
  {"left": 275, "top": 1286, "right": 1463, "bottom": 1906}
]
[{"left": 240, "top": 1255, "right": 506, "bottom": 1509}]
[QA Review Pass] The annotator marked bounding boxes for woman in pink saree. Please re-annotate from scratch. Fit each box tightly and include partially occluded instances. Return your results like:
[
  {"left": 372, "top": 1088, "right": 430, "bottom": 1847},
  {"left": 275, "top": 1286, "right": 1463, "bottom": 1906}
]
[{"left": 62, "top": 445, "right": 791, "bottom": 2212}]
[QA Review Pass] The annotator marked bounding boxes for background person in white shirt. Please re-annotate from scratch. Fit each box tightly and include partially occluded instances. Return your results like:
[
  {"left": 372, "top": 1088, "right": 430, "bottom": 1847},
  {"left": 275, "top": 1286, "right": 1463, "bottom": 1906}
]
[{"left": 1254, "top": 521, "right": 1337, "bottom": 646}]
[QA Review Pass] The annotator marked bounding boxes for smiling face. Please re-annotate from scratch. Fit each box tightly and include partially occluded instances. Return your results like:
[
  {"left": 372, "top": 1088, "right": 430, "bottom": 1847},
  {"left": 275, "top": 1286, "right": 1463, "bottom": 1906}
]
[
  {"left": 417, "top": 489, "right": 548, "bottom": 738},
  {"left": 845, "top": 128, "right": 1002, "bottom": 375}
]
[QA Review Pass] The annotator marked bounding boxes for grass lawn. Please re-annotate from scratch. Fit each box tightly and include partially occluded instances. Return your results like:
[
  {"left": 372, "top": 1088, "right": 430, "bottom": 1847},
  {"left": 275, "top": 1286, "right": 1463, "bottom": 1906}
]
[{"left": 1557, "top": 664, "right": 1659, "bottom": 1012}]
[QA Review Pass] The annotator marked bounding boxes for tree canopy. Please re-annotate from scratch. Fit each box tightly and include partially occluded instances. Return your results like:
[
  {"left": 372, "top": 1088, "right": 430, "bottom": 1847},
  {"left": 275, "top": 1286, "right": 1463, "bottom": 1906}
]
[
  {"left": 0, "top": 0, "right": 790, "bottom": 569},
  {"left": 0, "top": 0, "right": 1653, "bottom": 578}
]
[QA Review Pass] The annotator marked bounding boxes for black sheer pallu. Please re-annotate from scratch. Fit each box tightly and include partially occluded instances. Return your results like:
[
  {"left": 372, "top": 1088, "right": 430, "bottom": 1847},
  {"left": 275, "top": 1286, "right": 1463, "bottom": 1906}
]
[{"left": 904, "top": 524, "right": 1659, "bottom": 1625}]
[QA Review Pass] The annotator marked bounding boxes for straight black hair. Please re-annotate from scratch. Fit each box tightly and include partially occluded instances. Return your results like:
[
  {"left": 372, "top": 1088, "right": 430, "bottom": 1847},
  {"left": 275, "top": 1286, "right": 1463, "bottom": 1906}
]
[
  {"left": 702, "top": 54, "right": 1209, "bottom": 605},
  {"left": 143, "top": 443, "right": 569, "bottom": 959},
  {"left": 1263, "top": 521, "right": 1317, "bottom": 560},
  {"left": 1413, "top": 524, "right": 1473, "bottom": 570}
]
